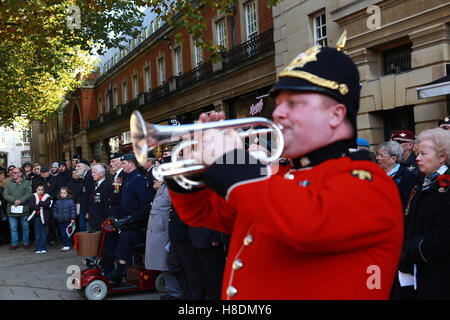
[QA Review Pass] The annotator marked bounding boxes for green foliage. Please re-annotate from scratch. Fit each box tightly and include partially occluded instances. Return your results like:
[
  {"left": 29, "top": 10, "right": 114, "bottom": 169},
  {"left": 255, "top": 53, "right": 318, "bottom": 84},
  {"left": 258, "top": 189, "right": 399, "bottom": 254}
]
[{"left": 0, "top": 0, "right": 280, "bottom": 127}]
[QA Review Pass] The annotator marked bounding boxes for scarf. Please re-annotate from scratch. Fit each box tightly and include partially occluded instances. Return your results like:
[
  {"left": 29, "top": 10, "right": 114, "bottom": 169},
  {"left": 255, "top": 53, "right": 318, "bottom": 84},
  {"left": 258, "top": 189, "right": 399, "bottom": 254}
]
[{"left": 26, "top": 193, "right": 50, "bottom": 224}]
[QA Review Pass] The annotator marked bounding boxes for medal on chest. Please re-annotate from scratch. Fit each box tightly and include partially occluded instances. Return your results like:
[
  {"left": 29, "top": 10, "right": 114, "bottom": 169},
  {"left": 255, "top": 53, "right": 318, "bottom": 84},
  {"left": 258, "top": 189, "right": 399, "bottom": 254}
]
[{"left": 113, "top": 177, "right": 122, "bottom": 194}]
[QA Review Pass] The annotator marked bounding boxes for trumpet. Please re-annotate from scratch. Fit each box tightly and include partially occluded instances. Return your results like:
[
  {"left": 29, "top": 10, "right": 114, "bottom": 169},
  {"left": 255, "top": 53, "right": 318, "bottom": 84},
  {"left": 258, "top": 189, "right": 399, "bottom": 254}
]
[{"left": 130, "top": 110, "right": 284, "bottom": 189}]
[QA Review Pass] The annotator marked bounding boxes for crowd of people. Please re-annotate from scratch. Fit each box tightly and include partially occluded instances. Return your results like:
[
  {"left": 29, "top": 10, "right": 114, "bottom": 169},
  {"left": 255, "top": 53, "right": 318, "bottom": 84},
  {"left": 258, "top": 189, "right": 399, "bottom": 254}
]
[{"left": 0, "top": 152, "right": 227, "bottom": 300}]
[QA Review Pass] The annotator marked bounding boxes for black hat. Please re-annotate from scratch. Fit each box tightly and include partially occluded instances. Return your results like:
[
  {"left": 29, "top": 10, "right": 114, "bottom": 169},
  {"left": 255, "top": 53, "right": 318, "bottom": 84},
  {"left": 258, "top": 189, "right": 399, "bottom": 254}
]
[
  {"left": 270, "top": 45, "right": 360, "bottom": 131},
  {"left": 438, "top": 116, "right": 450, "bottom": 126},
  {"left": 77, "top": 159, "right": 90, "bottom": 166},
  {"left": 109, "top": 152, "right": 123, "bottom": 160},
  {"left": 121, "top": 153, "right": 136, "bottom": 161},
  {"left": 22, "top": 161, "right": 32, "bottom": 168},
  {"left": 40, "top": 165, "right": 50, "bottom": 173}
]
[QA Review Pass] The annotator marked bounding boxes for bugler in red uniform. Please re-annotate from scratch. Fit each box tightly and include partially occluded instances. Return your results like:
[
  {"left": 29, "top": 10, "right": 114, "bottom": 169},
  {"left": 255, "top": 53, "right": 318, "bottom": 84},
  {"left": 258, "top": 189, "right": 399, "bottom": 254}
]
[
  {"left": 166, "top": 42, "right": 404, "bottom": 299},
  {"left": 169, "top": 144, "right": 403, "bottom": 299}
]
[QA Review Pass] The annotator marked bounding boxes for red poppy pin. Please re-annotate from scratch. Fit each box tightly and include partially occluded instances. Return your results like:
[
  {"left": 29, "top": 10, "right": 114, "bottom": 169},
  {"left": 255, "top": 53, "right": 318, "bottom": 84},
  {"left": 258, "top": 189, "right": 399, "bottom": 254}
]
[{"left": 437, "top": 174, "right": 449, "bottom": 192}]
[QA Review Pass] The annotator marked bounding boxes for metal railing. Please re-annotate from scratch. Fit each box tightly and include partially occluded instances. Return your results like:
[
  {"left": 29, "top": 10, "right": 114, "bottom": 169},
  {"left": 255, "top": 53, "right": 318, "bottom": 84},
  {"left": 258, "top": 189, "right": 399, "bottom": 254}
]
[
  {"left": 221, "top": 28, "right": 274, "bottom": 70},
  {"left": 175, "top": 61, "right": 213, "bottom": 90}
]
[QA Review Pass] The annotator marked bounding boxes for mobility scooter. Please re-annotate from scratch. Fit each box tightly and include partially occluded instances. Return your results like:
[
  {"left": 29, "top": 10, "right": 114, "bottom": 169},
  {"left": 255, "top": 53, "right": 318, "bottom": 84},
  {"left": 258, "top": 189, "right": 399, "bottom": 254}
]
[{"left": 74, "top": 218, "right": 167, "bottom": 300}]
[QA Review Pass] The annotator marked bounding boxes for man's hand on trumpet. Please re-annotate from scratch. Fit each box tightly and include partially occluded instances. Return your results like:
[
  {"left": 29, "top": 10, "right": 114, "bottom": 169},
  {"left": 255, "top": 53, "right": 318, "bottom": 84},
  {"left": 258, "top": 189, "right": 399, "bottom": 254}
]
[{"left": 189, "top": 111, "right": 244, "bottom": 166}]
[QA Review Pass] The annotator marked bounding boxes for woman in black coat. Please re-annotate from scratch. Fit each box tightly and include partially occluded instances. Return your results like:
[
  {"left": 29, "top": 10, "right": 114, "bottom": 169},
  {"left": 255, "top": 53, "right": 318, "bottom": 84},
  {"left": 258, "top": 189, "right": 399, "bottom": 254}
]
[{"left": 393, "top": 128, "right": 450, "bottom": 299}]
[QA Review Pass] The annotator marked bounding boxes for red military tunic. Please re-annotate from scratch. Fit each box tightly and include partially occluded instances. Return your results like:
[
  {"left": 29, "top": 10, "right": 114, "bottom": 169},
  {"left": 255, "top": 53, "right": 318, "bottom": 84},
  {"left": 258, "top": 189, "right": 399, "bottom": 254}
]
[{"left": 169, "top": 146, "right": 403, "bottom": 300}]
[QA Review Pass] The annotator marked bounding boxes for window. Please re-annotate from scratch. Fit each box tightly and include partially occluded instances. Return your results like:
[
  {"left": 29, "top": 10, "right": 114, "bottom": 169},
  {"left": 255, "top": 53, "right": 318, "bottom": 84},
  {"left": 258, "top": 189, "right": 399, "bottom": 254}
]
[
  {"left": 216, "top": 19, "right": 227, "bottom": 49},
  {"left": 122, "top": 81, "right": 128, "bottom": 103},
  {"left": 194, "top": 37, "right": 203, "bottom": 67},
  {"left": 21, "top": 151, "right": 30, "bottom": 157},
  {"left": 144, "top": 66, "right": 151, "bottom": 91},
  {"left": 120, "top": 49, "right": 124, "bottom": 60},
  {"left": 129, "top": 41, "right": 132, "bottom": 52},
  {"left": 144, "top": 27, "right": 148, "bottom": 39},
  {"left": 140, "top": 31, "right": 144, "bottom": 43},
  {"left": 382, "top": 43, "right": 412, "bottom": 75},
  {"left": 313, "top": 13, "right": 327, "bottom": 46},
  {"left": 106, "top": 91, "right": 112, "bottom": 112},
  {"left": 245, "top": 1, "right": 258, "bottom": 40},
  {"left": 157, "top": 18, "right": 160, "bottom": 29},
  {"left": 113, "top": 87, "right": 119, "bottom": 107},
  {"left": 21, "top": 131, "right": 30, "bottom": 143},
  {"left": 98, "top": 97, "right": 103, "bottom": 115},
  {"left": 133, "top": 38, "right": 137, "bottom": 49},
  {"left": 133, "top": 74, "right": 139, "bottom": 98},
  {"left": 151, "top": 21, "right": 155, "bottom": 33},
  {"left": 114, "top": 54, "right": 118, "bottom": 64},
  {"left": 174, "top": 47, "right": 183, "bottom": 76},
  {"left": 159, "top": 57, "right": 166, "bottom": 84},
  {"left": 0, "top": 131, "right": 5, "bottom": 144}
]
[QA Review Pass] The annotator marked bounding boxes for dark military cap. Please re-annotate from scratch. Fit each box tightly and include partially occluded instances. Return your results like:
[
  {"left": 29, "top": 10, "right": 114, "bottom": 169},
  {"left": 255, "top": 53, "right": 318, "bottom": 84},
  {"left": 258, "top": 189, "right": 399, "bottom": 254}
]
[
  {"left": 121, "top": 153, "right": 136, "bottom": 161},
  {"left": 438, "top": 116, "right": 450, "bottom": 126},
  {"left": 77, "top": 159, "right": 90, "bottom": 166},
  {"left": 109, "top": 152, "right": 123, "bottom": 160},
  {"left": 40, "top": 165, "right": 50, "bottom": 173},
  {"left": 270, "top": 45, "right": 360, "bottom": 131}
]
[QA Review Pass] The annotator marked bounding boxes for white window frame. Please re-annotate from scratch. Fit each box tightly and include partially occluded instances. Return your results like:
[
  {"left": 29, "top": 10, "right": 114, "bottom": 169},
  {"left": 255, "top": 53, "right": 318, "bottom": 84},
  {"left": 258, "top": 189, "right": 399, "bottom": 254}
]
[
  {"left": 158, "top": 57, "right": 166, "bottom": 84},
  {"left": 144, "top": 66, "right": 151, "bottom": 91},
  {"left": 194, "top": 37, "right": 203, "bottom": 67},
  {"left": 122, "top": 81, "right": 128, "bottom": 103},
  {"left": 105, "top": 91, "right": 111, "bottom": 112},
  {"left": 113, "top": 87, "right": 119, "bottom": 107},
  {"left": 132, "top": 74, "right": 139, "bottom": 99},
  {"left": 216, "top": 18, "right": 227, "bottom": 49},
  {"left": 98, "top": 97, "right": 103, "bottom": 115},
  {"left": 313, "top": 12, "right": 327, "bottom": 46},
  {"left": 245, "top": 0, "right": 258, "bottom": 40},
  {"left": 174, "top": 46, "right": 183, "bottom": 76}
]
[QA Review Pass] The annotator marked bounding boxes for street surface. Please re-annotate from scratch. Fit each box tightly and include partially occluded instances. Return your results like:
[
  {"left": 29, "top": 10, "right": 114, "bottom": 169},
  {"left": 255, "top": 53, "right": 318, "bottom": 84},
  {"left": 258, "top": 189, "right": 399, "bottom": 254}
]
[{"left": 0, "top": 243, "right": 164, "bottom": 300}]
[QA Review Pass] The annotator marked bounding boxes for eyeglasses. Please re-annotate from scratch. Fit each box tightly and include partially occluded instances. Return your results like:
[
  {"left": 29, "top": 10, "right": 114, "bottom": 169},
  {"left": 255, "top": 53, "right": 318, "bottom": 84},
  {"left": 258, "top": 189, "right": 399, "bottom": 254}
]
[
  {"left": 11, "top": 171, "right": 21, "bottom": 174},
  {"left": 376, "top": 153, "right": 391, "bottom": 159}
]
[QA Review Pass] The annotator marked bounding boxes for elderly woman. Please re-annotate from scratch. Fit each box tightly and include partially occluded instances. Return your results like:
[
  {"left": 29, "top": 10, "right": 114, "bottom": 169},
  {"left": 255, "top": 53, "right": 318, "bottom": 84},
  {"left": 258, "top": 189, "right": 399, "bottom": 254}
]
[
  {"left": 393, "top": 128, "right": 450, "bottom": 300},
  {"left": 376, "top": 141, "right": 418, "bottom": 209}
]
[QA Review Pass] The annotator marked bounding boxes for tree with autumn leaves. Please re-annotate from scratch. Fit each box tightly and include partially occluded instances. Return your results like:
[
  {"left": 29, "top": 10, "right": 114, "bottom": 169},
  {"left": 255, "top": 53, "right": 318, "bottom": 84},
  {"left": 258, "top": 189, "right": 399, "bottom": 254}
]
[{"left": 0, "top": 0, "right": 278, "bottom": 127}]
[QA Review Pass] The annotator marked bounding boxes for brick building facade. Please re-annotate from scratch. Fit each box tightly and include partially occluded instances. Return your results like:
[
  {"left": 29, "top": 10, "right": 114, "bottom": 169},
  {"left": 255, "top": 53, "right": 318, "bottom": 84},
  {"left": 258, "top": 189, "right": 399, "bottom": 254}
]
[{"left": 34, "top": 1, "right": 276, "bottom": 164}]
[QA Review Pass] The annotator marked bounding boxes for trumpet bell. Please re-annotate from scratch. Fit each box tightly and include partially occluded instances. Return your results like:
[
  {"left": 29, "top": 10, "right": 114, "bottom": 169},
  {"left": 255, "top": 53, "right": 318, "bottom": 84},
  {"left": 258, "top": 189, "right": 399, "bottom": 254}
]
[{"left": 130, "top": 111, "right": 148, "bottom": 166}]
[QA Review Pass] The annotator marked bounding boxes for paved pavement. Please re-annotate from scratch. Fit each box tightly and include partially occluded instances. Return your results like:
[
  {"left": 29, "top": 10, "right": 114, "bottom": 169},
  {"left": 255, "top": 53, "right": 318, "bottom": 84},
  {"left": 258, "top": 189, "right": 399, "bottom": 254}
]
[{"left": 0, "top": 242, "right": 164, "bottom": 300}]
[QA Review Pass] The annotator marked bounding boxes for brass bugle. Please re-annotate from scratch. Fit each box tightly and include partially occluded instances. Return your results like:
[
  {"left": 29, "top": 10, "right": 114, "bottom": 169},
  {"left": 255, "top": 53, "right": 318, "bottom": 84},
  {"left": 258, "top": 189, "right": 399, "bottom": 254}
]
[{"left": 130, "top": 110, "right": 284, "bottom": 189}]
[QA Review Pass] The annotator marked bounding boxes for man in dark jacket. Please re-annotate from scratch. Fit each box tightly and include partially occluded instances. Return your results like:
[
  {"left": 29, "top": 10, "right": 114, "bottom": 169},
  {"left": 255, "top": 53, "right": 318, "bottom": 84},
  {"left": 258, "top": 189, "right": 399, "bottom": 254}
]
[
  {"left": 75, "top": 159, "right": 94, "bottom": 232},
  {"left": 391, "top": 130, "right": 419, "bottom": 177},
  {"left": 108, "top": 152, "right": 125, "bottom": 219},
  {"left": 87, "top": 165, "right": 112, "bottom": 232},
  {"left": 107, "top": 154, "right": 150, "bottom": 286}
]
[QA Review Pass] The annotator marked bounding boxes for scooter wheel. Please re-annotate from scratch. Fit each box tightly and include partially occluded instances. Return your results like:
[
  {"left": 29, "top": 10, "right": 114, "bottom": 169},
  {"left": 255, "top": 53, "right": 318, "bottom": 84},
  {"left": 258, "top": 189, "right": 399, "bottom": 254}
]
[
  {"left": 154, "top": 273, "right": 169, "bottom": 293},
  {"left": 84, "top": 280, "right": 108, "bottom": 300}
]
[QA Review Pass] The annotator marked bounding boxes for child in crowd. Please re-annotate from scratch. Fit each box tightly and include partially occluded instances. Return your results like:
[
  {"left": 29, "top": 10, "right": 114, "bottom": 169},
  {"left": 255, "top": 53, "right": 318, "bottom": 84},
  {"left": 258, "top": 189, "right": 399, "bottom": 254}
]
[
  {"left": 53, "top": 187, "right": 76, "bottom": 252},
  {"left": 28, "top": 184, "right": 51, "bottom": 254}
]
